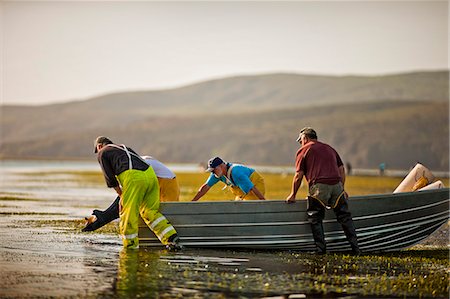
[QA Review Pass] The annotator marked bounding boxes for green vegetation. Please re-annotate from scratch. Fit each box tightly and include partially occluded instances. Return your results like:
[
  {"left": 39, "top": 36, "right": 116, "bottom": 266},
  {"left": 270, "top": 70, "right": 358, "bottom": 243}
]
[
  {"left": 22, "top": 219, "right": 120, "bottom": 234},
  {"left": 0, "top": 212, "right": 65, "bottom": 216},
  {"left": 11, "top": 170, "right": 448, "bottom": 202},
  {"left": 0, "top": 196, "right": 41, "bottom": 201},
  {"left": 24, "top": 215, "right": 449, "bottom": 298},
  {"left": 107, "top": 248, "right": 449, "bottom": 298},
  {"left": 176, "top": 172, "right": 449, "bottom": 201}
]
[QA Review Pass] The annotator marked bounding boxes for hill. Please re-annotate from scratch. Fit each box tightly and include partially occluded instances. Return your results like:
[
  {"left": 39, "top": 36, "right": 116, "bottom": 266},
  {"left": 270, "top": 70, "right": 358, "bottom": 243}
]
[
  {"left": 1, "top": 101, "right": 448, "bottom": 171},
  {"left": 0, "top": 71, "right": 448, "bottom": 171},
  {"left": 1, "top": 71, "right": 447, "bottom": 144}
]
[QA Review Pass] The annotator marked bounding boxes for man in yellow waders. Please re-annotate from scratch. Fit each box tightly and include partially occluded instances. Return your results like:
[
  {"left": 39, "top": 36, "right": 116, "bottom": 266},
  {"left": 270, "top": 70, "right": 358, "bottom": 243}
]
[
  {"left": 83, "top": 155, "right": 180, "bottom": 232},
  {"left": 93, "top": 136, "right": 181, "bottom": 250},
  {"left": 191, "top": 156, "right": 265, "bottom": 201}
]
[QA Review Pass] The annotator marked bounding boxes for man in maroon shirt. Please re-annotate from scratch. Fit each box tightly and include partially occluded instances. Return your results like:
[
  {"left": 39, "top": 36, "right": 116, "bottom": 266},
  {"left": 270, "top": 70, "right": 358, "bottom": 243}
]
[{"left": 286, "top": 127, "right": 360, "bottom": 255}]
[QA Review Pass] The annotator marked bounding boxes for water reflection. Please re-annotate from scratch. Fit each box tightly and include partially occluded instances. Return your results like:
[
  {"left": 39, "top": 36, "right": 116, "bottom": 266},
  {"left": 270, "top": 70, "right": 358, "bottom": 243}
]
[
  {"left": 113, "top": 248, "right": 308, "bottom": 298},
  {"left": 116, "top": 249, "right": 157, "bottom": 298}
]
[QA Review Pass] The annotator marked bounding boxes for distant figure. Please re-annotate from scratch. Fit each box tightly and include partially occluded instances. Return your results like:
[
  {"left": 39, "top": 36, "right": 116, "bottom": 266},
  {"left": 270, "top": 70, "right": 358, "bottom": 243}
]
[
  {"left": 192, "top": 156, "right": 265, "bottom": 201},
  {"left": 286, "top": 127, "right": 360, "bottom": 255},
  {"left": 379, "top": 162, "right": 386, "bottom": 176},
  {"left": 83, "top": 155, "right": 180, "bottom": 232},
  {"left": 346, "top": 162, "right": 352, "bottom": 176},
  {"left": 93, "top": 136, "right": 181, "bottom": 250}
]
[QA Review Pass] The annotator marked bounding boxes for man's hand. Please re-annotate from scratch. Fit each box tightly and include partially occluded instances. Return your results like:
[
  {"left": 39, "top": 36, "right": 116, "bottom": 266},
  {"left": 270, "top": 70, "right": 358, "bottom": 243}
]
[
  {"left": 250, "top": 186, "right": 265, "bottom": 200},
  {"left": 287, "top": 171, "right": 303, "bottom": 204},
  {"left": 286, "top": 194, "right": 296, "bottom": 204}
]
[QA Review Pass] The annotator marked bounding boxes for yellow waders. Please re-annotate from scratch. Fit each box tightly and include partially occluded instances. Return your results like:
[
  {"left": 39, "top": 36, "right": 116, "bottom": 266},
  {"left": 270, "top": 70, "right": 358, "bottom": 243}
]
[
  {"left": 117, "top": 167, "right": 177, "bottom": 249},
  {"left": 157, "top": 177, "right": 180, "bottom": 202},
  {"left": 230, "top": 171, "right": 265, "bottom": 200}
]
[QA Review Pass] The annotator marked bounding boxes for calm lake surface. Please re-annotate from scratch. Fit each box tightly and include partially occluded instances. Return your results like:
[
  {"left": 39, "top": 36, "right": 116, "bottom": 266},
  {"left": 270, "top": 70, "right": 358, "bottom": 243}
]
[{"left": 0, "top": 160, "right": 448, "bottom": 298}]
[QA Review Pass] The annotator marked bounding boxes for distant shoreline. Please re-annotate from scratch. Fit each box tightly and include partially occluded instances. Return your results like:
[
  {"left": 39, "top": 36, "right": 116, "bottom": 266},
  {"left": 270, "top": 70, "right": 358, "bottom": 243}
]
[{"left": 1, "top": 158, "right": 448, "bottom": 178}]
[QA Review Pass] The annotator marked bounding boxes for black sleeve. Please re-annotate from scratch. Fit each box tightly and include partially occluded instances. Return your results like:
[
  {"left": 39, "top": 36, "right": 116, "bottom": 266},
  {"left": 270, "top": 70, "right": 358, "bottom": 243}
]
[{"left": 98, "top": 150, "right": 119, "bottom": 188}]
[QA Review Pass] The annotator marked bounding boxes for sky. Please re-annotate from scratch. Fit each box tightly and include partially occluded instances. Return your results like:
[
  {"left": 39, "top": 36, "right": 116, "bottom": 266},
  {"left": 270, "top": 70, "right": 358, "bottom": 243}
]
[{"left": 1, "top": 1, "right": 448, "bottom": 105}]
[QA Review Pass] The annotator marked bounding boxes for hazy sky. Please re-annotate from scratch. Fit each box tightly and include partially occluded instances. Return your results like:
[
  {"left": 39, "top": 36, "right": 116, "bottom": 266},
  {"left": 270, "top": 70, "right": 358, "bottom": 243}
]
[{"left": 1, "top": 1, "right": 448, "bottom": 105}]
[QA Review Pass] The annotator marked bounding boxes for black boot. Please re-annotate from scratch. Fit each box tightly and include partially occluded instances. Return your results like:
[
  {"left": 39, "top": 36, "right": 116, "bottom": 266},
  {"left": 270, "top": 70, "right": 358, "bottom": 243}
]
[
  {"left": 310, "top": 222, "right": 327, "bottom": 254},
  {"left": 82, "top": 196, "right": 120, "bottom": 232},
  {"left": 307, "top": 208, "right": 327, "bottom": 254},
  {"left": 335, "top": 199, "right": 360, "bottom": 255},
  {"left": 166, "top": 234, "right": 183, "bottom": 251}
]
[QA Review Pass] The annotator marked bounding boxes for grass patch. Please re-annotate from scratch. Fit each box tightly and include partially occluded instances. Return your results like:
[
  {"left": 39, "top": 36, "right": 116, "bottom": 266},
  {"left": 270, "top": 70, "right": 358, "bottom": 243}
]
[
  {"left": 18, "top": 169, "right": 448, "bottom": 201},
  {"left": 0, "top": 196, "right": 41, "bottom": 201},
  {"left": 18, "top": 219, "right": 119, "bottom": 234},
  {"left": 111, "top": 248, "right": 449, "bottom": 298},
  {"left": 176, "top": 172, "right": 449, "bottom": 201},
  {"left": 177, "top": 172, "right": 304, "bottom": 201},
  {"left": 0, "top": 212, "right": 66, "bottom": 216}
]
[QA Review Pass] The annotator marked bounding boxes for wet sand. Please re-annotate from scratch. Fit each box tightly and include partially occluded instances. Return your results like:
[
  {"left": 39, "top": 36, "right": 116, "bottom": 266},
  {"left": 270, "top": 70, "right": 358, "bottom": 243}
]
[
  {"left": 1, "top": 215, "right": 448, "bottom": 298},
  {"left": 0, "top": 162, "right": 448, "bottom": 298}
]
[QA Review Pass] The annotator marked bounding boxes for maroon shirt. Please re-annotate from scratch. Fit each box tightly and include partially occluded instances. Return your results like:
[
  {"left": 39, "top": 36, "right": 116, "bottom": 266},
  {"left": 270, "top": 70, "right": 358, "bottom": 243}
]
[{"left": 295, "top": 140, "right": 344, "bottom": 186}]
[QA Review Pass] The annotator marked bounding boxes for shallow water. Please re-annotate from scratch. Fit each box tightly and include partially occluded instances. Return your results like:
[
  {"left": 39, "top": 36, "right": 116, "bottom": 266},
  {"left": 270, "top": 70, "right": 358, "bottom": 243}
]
[{"left": 0, "top": 161, "right": 448, "bottom": 298}]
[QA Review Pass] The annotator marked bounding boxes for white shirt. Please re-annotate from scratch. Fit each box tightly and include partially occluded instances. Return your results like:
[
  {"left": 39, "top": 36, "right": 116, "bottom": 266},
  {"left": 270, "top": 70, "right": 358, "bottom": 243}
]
[{"left": 141, "top": 156, "right": 176, "bottom": 179}]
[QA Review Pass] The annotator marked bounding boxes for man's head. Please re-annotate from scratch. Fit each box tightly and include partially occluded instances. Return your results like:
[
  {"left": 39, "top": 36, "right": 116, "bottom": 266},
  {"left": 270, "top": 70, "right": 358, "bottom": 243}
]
[
  {"left": 206, "top": 156, "right": 226, "bottom": 177},
  {"left": 93, "top": 136, "right": 113, "bottom": 153},
  {"left": 296, "top": 127, "right": 317, "bottom": 146}
]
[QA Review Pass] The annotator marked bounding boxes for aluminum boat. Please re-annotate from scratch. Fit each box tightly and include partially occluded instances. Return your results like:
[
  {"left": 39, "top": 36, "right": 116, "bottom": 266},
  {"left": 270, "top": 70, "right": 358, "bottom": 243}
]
[{"left": 139, "top": 188, "right": 449, "bottom": 252}]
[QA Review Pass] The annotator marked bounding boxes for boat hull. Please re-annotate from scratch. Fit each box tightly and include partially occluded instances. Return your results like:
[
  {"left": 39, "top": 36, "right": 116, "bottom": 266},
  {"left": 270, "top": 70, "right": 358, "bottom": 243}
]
[{"left": 138, "top": 189, "right": 449, "bottom": 252}]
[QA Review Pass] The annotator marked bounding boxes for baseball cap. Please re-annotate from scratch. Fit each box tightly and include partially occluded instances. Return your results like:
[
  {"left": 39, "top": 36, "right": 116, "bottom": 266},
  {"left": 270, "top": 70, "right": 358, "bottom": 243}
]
[
  {"left": 296, "top": 127, "right": 317, "bottom": 142},
  {"left": 205, "top": 156, "right": 224, "bottom": 172},
  {"left": 93, "top": 136, "right": 113, "bottom": 153}
]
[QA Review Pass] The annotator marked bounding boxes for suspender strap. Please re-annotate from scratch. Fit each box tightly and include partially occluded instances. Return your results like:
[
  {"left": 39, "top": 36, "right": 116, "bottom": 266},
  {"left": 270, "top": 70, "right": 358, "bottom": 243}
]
[
  {"left": 106, "top": 144, "right": 148, "bottom": 170},
  {"left": 226, "top": 164, "right": 236, "bottom": 186},
  {"left": 122, "top": 144, "right": 133, "bottom": 170}
]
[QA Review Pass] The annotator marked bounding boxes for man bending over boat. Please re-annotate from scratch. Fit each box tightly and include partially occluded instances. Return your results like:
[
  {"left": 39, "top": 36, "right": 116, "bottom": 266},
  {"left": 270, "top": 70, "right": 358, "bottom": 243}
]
[
  {"left": 286, "top": 128, "right": 360, "bottom": 255},
  {"left": 83, "top": 155, "right": 180, "bottom": 232},
  {"left": 192, "top": 156, "right": 266, "bottom": 201},
  {"left": 93, "top": 136, "right": 181, "bottom": 250}
]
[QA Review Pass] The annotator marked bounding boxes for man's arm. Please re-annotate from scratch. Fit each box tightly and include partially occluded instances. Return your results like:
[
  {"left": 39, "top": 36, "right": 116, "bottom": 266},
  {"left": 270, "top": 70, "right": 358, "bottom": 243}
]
[
  {"left": 338, "top": 165, "right": 346, "bottom": 186},
  {"left": 249, "top": 186, "right": 265, "bottom": 200},
  {"left": 114, "top": 186, "right": 123, "bottom": 212},
  {"left": 192, "top": 184, "right": 211, "bottom": 201},
  {"left": 286, "top": 170, "right": 304, "bottom": 203},
  {"left": 98, "top": 151, "right": 120, "bottom": 188}
]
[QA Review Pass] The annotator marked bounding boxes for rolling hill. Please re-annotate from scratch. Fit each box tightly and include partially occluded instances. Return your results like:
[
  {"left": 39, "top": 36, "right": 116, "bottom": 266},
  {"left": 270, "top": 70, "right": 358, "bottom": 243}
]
[{"left": 0, "top": 71, "right": 448, "bottom": 171}]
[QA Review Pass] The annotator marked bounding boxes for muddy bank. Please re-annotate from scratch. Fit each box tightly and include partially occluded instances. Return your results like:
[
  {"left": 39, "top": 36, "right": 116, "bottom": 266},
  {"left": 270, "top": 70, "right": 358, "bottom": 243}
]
[
  {"left": 1, "top": 216, "right": 448, "bottom": 299},
  {"left": 418, "top": 221, "right": 449, "bottom": 247},
  {"left": 0, "top": 163, "right": 448, "bottom": 298}
]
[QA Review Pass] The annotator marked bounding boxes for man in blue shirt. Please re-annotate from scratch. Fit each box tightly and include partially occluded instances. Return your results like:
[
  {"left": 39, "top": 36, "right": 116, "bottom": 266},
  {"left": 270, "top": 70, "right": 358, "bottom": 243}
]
[{"left": 192, "top": 157, "right": 266, "bottom": 201}]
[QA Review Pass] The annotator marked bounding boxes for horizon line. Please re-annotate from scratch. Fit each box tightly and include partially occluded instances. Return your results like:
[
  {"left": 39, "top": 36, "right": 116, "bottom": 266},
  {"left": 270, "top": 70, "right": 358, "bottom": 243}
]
[{"left": 2, "top": 68, "right": 448, "bottom": 107}]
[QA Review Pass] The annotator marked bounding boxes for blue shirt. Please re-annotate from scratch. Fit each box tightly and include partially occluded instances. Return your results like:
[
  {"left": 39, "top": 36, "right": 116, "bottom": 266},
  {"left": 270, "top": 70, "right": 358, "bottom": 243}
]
[{"left": 205, "top": 163, "right": 255, "bottom": 194}]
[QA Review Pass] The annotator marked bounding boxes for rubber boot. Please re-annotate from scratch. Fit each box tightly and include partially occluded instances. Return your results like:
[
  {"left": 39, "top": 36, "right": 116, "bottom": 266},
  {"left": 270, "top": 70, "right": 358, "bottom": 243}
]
[
  {"left": 82, "top": 196, "right": 120, "bottom": 232},
  {"left": 341, "top": 221, "right": 360, "bottom": 255},
  {"left": 307, "top": 210, "right": 327, "bottom": 254},
  {"left": 166, "top": 234, "right": 183, "bottom": 251},
  {"left": 310, "top": 222, "right": 327, "bottom": 254},
  {"left": 335, "top": 200, "right": 360, "bottom": 255}
]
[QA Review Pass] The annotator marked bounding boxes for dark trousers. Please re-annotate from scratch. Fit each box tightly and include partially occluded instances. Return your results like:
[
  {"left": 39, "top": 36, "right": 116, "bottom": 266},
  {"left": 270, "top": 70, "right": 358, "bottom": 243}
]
[{"left": 307, "top": 195, "right": 359, "bottom": 253}]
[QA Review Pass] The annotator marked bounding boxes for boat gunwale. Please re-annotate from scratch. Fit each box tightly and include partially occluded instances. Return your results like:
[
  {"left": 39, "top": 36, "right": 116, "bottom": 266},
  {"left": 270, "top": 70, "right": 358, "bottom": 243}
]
[
  {"left": 139, "top": 188, "right": 449, "bottom": 250},
  {"left": 160, "top": 188, "right": 450, "bottom": 207}
]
